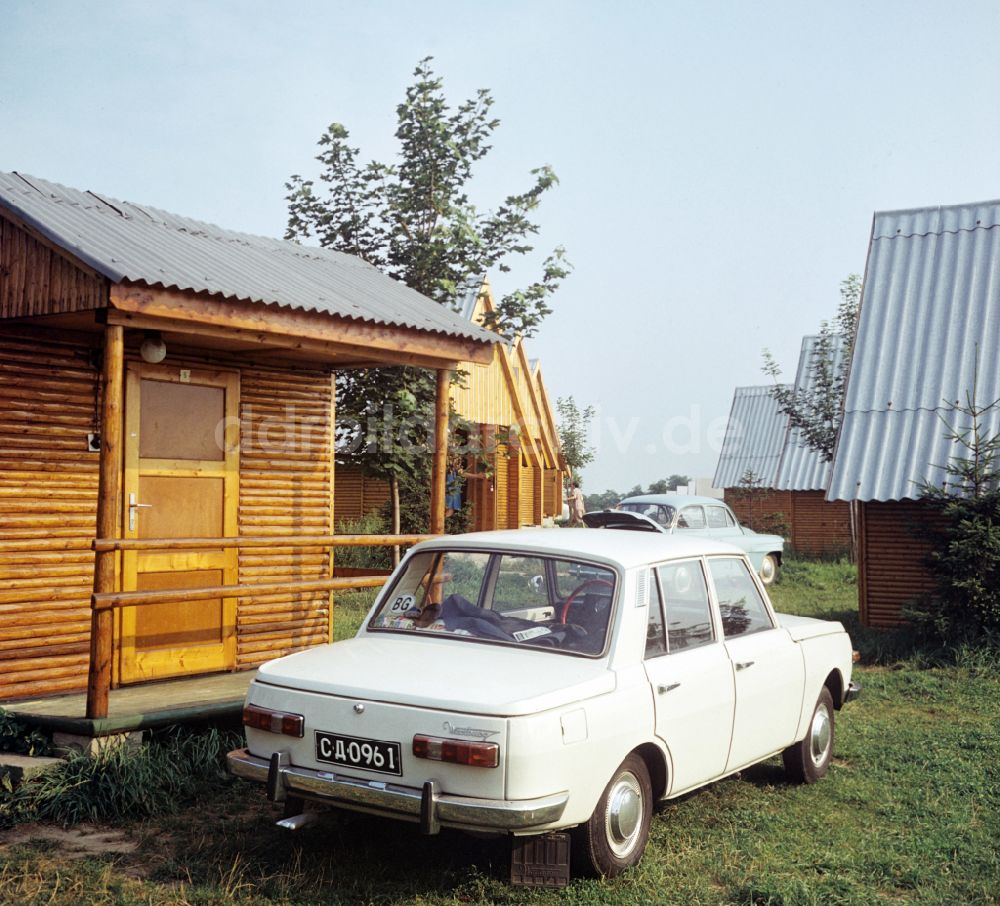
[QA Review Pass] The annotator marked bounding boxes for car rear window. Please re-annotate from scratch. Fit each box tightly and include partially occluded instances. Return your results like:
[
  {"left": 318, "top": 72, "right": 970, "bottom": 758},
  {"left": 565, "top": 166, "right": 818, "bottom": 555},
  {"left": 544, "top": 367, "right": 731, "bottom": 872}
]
[{"left": 369, "top": 549, "right": 617, "bottom": 656}]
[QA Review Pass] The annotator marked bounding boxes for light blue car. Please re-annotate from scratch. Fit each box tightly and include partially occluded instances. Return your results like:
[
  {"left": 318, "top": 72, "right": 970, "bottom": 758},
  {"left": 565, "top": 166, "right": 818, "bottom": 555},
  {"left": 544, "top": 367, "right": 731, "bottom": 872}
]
[{"left": 584, "top": 493, "right": 785, "bottom": 585}]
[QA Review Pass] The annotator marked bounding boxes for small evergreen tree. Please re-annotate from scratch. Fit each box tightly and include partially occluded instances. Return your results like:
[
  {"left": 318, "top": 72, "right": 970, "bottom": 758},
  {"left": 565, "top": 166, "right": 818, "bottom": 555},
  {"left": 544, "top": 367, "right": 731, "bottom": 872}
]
[{"left": 911, "top": 361, "right": 1000, "bottom": 641}]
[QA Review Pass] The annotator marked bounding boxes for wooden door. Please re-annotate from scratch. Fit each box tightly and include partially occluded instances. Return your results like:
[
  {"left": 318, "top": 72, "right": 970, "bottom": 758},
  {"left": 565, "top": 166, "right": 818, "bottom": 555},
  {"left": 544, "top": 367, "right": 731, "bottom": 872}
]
[{"left": 119, "top": 364, "right": 239, "bottom": 683}]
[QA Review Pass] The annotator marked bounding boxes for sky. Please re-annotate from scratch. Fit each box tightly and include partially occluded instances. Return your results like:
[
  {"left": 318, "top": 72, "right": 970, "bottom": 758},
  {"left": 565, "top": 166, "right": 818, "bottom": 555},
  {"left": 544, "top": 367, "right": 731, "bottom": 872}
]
[{"left": 2, "top": 1, "right": 998, "bottom": 492}]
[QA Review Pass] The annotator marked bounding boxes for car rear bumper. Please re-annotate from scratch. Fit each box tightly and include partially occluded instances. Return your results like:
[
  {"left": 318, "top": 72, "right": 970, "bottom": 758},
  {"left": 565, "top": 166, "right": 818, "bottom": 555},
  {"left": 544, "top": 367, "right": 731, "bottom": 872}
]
[{"left": 226, "top": 747, "right": 569, "bottom": 835}]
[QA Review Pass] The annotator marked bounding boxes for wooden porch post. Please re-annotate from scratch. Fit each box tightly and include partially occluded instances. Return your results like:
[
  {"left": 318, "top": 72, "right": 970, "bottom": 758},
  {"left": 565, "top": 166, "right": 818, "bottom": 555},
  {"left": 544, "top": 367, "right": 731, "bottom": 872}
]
[
  {"left": 430, "top": 368, "right": 450, "bottom": 534},
  {"left": 86, "top": 324, "right": 124, "bottom": 720}
]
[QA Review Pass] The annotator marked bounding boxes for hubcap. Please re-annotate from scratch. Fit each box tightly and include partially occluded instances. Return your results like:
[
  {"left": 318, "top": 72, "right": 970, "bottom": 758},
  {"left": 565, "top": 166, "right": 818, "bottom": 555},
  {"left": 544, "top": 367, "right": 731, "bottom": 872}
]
[
  {"left": 760, "top": 557, "right": 775, "bottom": 582},
  {"left": 605, "top": 772, "right": 642, "bottom": 856},
  {"left": 809, "top": 706, "right": 831, "bottom": 765}
]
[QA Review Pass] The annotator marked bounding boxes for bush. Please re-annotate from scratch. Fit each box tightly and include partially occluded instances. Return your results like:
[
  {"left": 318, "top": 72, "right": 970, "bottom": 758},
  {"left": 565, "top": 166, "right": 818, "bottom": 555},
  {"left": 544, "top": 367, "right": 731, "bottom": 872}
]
[
  {"left": 334, "top": 512, "right": 393, "bottom": 571},
  {"left": 0, "top": 710, "right": 50, "bottom": 757}
]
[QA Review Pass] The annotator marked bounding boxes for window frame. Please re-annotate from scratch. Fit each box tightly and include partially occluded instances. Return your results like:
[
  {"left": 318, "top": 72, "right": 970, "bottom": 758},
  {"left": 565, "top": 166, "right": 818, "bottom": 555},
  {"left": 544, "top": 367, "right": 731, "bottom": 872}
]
[
  {"left": 365, "top": 546, "right": 623, "bottom": 659},
  {"left": 704, "top": 554, "right": 777, "bottom": 640},
  {"left": 645, "top": 556, "right": 718, "bottom": 658}
]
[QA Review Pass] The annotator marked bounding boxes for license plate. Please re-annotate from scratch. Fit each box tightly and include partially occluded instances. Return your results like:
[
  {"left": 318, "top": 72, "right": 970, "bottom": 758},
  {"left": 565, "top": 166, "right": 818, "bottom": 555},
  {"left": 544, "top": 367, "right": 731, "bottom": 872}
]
[{"left": 315, "top": 731, "right": 402, "bottom": 776}]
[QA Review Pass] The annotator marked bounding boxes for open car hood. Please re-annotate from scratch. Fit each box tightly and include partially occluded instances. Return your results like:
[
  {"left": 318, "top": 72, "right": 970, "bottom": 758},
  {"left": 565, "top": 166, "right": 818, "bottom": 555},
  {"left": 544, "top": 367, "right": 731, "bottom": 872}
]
[{"left": 582, "top": 510, "right": 667, "bottom": 533}]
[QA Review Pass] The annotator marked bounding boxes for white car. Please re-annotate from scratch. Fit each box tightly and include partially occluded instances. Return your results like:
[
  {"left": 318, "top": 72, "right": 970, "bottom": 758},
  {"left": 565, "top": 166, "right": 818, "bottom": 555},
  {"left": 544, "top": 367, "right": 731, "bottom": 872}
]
[{"left": 228, "top": 529, "right": 859, "bottom": 882}]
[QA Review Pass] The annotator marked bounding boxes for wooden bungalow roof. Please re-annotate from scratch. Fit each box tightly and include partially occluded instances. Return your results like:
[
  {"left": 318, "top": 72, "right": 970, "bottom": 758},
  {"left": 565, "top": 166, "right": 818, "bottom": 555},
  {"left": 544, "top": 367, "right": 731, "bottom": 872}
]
[{"left": 0, "top": 172, "right": 497, "bottom": 366}]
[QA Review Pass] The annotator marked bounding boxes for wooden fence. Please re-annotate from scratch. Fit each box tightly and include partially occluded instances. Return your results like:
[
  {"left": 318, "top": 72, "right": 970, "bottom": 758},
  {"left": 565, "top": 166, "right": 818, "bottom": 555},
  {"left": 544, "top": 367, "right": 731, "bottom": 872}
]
[{"left": 86, "top": 533, "right": 434, "bottom": 719}]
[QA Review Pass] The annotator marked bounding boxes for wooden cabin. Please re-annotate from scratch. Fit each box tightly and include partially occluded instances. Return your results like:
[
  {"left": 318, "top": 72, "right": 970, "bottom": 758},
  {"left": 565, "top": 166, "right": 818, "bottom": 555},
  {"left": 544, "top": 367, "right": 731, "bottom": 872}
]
[
  {"left": 0, "top": 172, "right": 495, "bottom": 706},
  {"left": 827, "top": 199, "right": 1000, "bottom": 627},
  {"left": 337, "top": 280, "right": 567, "bottom": 530},
  {"left": 716, "top": 359, "right": 851, "bottom": 558}
]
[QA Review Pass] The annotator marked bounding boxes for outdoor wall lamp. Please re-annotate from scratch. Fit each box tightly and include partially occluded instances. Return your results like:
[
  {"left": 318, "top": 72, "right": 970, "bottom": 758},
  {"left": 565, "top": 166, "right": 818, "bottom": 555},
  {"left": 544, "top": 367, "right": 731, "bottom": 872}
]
[{"left": 139, "top": 330, "right": 167, "bottom": 364}]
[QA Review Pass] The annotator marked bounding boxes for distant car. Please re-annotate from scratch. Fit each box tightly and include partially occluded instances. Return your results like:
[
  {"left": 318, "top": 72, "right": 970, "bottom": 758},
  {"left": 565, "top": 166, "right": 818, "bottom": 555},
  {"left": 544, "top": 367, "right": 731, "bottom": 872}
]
[
  {"left": 227, "top": 528, "right": 857, "bottom": 881},
  {"left": 592, "top": 494, "right": 785, "bottom": 585}
]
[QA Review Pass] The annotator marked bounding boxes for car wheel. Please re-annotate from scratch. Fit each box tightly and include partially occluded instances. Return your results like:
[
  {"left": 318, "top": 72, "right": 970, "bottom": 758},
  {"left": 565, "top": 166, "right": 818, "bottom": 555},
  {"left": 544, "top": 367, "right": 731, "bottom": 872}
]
[
  {"left": 758, "top": 553, "right": 779, "bottom": 585},
  {"left": 783, "top": 686, "right": 834, "bottom": 784},
  {"left": 574, "top": 753, "right": 652, "bottom": 878}
]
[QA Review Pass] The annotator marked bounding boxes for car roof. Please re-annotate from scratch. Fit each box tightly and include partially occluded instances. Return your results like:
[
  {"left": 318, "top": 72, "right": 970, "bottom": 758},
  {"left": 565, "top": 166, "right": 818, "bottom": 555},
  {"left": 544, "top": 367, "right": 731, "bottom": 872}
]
[
  {"left": 619, "top": 493, "right": 729, "bottom": 508},
  {"left": 413, "top": 528, "right": 745, "bottom": 570}
]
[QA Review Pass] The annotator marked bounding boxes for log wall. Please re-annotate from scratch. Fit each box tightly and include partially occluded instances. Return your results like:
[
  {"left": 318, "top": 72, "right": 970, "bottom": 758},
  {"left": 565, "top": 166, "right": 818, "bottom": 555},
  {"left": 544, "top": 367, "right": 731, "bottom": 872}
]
[
  {"left": 858, "top": 499, "right": 944, "bottom": 628},
  {"left": 0, "top": 326, "right": 336, "bottom": 700},
  {"left": 725, "top": 489, "right": 852, "bottom": 556},
  {"left": 236, "top": 368, "right": 334, "bottom": 668},
  {"left": 0, "top": 216, "right": 107, "bottom": 318},
  {"left": 332, "top": 466, "right": 390, "bottom": 525},
  {"left": 0, "top": 331, "right": 101, "bottom": 700}
]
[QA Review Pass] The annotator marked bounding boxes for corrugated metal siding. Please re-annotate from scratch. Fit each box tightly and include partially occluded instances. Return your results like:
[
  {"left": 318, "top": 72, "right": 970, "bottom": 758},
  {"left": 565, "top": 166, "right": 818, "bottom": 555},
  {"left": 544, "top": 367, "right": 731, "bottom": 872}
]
[
  {"left": 714, "top": 385, "right": 790, "bottom": 489},
  {"left": 0, "top": 172, "right": 497, "bottom": 344},
  {"left": 0, "top": 332, "right": 99, "bottom": 700},
  {"left": 859, "top": 500, "right": 944, "bottom": 627},
  {"left": 0, "top": 216, "right": 108, "bottom": 318},
  {"left": 829, "top": 201, "right": 1000, "bottom": 501},
  {"left": 774, "top": 335, "right": 844, "bottom": 492}
]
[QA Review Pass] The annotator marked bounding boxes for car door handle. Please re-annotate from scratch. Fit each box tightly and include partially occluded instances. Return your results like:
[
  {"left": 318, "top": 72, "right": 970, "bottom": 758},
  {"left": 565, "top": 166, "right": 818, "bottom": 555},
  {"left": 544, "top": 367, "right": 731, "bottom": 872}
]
[
  {"left": 735, "top": 661, "right": 755, "bottom": 671},
  {"left": 657, "top": 682, "right": 681, "bottom": 694}
]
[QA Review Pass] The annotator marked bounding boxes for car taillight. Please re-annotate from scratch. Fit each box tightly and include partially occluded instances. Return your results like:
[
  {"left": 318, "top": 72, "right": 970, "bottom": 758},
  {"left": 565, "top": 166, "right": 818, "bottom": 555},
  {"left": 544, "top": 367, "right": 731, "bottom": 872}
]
[
  {"left": 412, "top": 734, "right": 499, "bottom": 768},
  {"left": 243, "top": 704, "right": 304, "bottom": 737}
]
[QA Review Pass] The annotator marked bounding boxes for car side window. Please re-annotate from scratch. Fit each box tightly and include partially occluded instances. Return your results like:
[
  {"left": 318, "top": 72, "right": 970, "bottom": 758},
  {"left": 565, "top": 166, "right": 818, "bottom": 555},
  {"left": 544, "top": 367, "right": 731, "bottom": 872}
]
[
  {"left": 676, "top": 505, "right": 706, "bottom": 529},
  {"left": 706, "top": 506, "right": 734, "bottom": 529},
  {"left": 645, "top": 577, "right": 667, "bottom": 658},
  {"left": 656, "top": 560, "right": 715, "bottom": 652},
  {"left": 706, "top": 557, "right": 774, "bottom": 638}
]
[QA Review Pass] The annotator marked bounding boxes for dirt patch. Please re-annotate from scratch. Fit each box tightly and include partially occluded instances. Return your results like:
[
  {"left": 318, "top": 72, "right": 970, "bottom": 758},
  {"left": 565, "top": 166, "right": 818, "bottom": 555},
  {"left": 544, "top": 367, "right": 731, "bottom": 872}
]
[{"left": 0, "top": 822, "right": 138, "bottom": 859}]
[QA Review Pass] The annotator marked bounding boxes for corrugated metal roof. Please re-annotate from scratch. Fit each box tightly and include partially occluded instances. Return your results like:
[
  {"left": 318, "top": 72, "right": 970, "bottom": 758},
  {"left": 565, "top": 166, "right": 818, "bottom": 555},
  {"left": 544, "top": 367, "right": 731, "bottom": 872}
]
[
  {"left": 773, "top": 334, "right": 845, "bottom": 491},
  {"left": 713, "top": 385, "right": 791, "bottom": 489},
  {"left": 828, "top": 199, "right": 1000, "bottom": 501},
  {"left": 0, "top": 171, "right": 497, "bottom": 344}
]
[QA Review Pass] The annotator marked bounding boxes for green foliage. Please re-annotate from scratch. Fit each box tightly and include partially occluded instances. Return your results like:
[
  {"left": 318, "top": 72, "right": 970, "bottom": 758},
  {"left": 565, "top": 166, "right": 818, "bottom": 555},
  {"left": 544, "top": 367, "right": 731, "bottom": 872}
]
[
  {"left": 646, "top": 474, "right": 690, "bottom": 494},
  {"left": 0, "top": 710, "right": 50, "bottom": 757},
  {"left": 287, "top": 58, "right": 567, "bottom": 530},
  {"left": 555, "top": 395, "right": 595, "bottom": 480},
  {"left": 333, "top": 512, "right": 393, "bottom": 571},
  {"left": 911, "top": 364, "right": 1000, "bottom": 643},
  {"left": 4, "top": 562, "right": 1000, "bottom": 903},
  {"left": 0, "top": 726, "right": 239, "bottom": 829},
  {"left": 762, "top": 273, "right": 861, "bottom": 462}
]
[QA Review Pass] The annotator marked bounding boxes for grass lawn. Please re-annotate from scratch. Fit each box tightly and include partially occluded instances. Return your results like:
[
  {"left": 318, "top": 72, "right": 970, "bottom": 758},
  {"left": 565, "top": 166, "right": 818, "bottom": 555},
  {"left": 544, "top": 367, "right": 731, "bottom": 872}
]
[{"left": 1, "top": 559, "right": 998, "bottom": 904}]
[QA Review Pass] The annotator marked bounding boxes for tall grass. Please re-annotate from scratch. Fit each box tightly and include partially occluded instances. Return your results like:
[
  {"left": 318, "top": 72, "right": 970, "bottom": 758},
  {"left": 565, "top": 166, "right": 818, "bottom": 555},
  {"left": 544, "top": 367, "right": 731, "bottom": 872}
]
[{"left": 0, "top": 726, "right": 239, "bottom": 829}]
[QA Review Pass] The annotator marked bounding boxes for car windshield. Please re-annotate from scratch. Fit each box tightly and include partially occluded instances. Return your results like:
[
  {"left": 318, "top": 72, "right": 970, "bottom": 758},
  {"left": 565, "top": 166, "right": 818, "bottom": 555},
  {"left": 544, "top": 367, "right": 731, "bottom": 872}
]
[
  {"left": 619, "top": 502, "right": 675, "bottom": 527},
  {"left": 368, "top": 549, "right": 617, "bottom": 656}
]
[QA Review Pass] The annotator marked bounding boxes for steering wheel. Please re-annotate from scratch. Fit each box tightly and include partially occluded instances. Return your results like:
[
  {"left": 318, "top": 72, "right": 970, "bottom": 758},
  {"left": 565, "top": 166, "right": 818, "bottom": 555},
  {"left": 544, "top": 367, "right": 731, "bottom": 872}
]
[{"left": 559, "top": 578, "right": 614, "bottom": 624}]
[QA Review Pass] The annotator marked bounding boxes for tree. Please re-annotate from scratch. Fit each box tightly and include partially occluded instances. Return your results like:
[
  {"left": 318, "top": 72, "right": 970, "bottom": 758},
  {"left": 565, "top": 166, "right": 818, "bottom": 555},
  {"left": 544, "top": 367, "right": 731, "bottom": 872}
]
[
  {"left": 286, "top": 58, "right": 569, "bottom": 533},
  {"left": 646, "top": 475, "right": 690, "bottom": 494},
  {"left": 762, "top": 274, "right": 861, "bottom": 462},
  {"left": 911, "top": 358, "right": 1000, "bottom": 641},
  {"left": 556, "top": 396, "right": 596, "bottom": 483}
]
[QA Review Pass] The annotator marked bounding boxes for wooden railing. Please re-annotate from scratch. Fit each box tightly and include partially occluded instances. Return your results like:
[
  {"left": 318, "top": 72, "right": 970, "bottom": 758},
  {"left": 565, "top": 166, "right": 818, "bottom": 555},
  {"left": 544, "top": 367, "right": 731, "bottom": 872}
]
[{"left": 86, "top": 533, "right": 435, "bottom": 719}]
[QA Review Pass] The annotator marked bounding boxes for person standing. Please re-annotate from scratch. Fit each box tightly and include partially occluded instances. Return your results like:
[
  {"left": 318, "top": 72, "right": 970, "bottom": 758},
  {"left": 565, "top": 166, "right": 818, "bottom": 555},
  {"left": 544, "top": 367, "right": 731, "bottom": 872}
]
[{"left": 568, "top": 481, "right": 585, "bottom": 527}]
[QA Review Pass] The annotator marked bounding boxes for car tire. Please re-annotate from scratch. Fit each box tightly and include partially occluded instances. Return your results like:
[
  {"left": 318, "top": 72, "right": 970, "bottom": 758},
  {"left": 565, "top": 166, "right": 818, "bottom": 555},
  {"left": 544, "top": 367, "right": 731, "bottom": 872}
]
[
  {"left": 758, "top": 553, "right": 779, "bottom": 585},
  {"left": 783, "top": 686, "right": 834, "bottom": 784},
  {"left": 574, "top": 753, "right": 652, "bottom": 878}
]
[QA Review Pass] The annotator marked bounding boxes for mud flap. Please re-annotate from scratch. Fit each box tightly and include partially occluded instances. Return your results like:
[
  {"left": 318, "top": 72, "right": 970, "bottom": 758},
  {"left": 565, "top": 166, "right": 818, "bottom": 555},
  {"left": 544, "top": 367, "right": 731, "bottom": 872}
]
[{"left": 510, "top": 832, "right": 571, "bottom": 888}]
